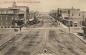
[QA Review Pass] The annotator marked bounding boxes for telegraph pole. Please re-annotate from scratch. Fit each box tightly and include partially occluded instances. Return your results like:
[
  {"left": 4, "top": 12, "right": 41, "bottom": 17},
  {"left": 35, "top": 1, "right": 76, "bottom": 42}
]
[
  {"left": 82, "top": 12, "right": 86, "bottom": 38},
  {"left": 68, "top": 9, "right": 70, "bottom": 34}
]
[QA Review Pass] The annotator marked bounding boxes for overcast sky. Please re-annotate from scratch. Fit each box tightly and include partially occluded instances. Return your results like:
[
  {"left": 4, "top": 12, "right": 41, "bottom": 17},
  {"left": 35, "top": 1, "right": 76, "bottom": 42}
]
[{"left": 0, "top": 0, "right": 86, "bottom": 12}]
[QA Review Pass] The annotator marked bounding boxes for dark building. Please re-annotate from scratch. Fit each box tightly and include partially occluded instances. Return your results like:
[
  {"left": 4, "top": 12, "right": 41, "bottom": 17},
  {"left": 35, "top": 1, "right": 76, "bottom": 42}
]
[
  {"left": 59, "top": 7, "right": 86, "bottom": 27},
  {"left": 0, "top": 2, "right": 29, "bottom": 28}
]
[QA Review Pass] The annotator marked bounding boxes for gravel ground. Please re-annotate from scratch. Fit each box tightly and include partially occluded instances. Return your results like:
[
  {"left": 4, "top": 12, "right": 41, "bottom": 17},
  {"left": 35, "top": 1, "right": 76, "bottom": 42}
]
[{"left": 48, "top": 30, "right": 86, "bottom": 55}]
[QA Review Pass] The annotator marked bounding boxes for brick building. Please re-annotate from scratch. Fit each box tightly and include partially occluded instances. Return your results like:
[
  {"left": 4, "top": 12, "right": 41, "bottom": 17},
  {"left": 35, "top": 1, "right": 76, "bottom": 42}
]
[
  {"left": 0, "top": 2, "right": 29, "bottom": 28},
  {"left": 60, "top": 7, "right": 86, "bottom": 27}
]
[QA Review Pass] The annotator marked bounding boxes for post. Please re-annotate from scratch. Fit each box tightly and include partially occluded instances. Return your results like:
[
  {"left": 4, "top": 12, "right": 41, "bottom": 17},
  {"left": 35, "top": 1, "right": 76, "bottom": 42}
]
[
  {"left": 68, "top": 10, "right": 70, "bottom": 34},
  {"left": 1, "top": 16, "right": 2, "bottom": 27},
  {"left": 68, "top": 19, "right": 70, "bottom": 34},
  {"left": 83, "top": 12, "right": 85, "bottom": 38}
]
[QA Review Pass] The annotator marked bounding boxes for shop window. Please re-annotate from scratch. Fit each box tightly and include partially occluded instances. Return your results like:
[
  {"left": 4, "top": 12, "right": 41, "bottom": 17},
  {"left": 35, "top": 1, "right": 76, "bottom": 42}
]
[
  {"left": 74, "top": 23, "right": 77, "bottom": 27},
  {"left": 8, "top": 26, "right": 10, "bottom": 28},
  {"left": 1, "top": 26, "right": 3, "bottom": 28}
]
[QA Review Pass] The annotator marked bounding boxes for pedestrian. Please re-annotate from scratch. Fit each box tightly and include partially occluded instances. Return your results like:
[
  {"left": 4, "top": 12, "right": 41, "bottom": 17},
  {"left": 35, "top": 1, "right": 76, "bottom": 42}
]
[{"left": 20, "top": 27, "right": 22, "bottom": 31}]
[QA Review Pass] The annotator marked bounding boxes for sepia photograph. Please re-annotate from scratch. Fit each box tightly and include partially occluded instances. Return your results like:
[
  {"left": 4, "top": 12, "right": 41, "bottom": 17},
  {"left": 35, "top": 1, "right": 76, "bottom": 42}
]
[{"left": 0, "top": 0, "right": 86, "bottom": 55}]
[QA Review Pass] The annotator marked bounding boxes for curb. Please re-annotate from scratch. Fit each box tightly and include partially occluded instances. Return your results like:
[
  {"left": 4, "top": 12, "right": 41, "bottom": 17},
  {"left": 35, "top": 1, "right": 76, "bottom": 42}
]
[{"left": 73, "top": 33, "right": 86, "bottom": 44}]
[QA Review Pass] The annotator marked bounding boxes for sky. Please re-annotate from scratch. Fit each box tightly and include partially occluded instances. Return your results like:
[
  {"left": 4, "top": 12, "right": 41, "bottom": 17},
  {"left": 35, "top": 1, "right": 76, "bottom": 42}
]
[{"left": 0, "top": 0, "right": 86, "bottom": 12}]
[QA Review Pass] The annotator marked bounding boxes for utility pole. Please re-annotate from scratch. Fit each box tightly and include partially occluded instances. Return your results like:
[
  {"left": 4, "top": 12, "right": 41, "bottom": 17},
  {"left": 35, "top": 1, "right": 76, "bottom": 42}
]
[
  {"left": 82, "top": 12, "right": 86, "bottom": 37},
  {"left": 68, "top": 9, "right": 70, "bottom": 34}
]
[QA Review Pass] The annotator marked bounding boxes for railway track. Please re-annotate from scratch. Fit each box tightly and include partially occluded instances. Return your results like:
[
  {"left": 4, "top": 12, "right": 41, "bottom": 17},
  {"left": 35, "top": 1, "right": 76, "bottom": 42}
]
[
  {"left": 28, "top": 30, "right": 58, "bottom": 55},
  {"left": 0, "top": 33, "right": 23, "bottom": 55},
  {"left": 2, "top": 30, "right": 43, "bottom": 55},
  {"left": 0, "top": 33, "right": 16, "bottom": 51}
]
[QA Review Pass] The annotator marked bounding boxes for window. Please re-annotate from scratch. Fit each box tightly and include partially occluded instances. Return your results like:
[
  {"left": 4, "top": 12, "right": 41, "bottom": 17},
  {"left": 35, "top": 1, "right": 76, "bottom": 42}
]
[
  {"left": 74, "top": 23, "right": 77, "bottom": 27},
  {"left": 72, "top": 13, "right": 74, "bottom": 16},
  {"left": 7, "top": 10, "right": 14, "bottom": 14},
  {"left": 6, "top": 15, "right": 7, "bottom": 21},
  {"left": 79, "top": 21, "right": 82, "bottom": 26},
  {"left": 1, "top": 16, "right": 2, "bottom": 20}
]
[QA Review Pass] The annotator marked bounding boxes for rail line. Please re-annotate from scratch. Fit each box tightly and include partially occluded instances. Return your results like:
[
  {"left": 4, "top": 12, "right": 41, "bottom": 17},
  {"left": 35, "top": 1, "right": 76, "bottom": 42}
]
[{"left": 0, "top": 33, "right": 23, "bottom": 55}]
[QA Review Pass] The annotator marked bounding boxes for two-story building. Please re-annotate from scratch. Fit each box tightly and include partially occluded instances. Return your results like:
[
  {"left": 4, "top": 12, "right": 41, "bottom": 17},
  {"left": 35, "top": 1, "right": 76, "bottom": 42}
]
[
  {"left": 0, "top": 2, "right": 29, "bottom": 28},
  {"left": 60, "top": 7, "right": 86, "bottom": 27}
]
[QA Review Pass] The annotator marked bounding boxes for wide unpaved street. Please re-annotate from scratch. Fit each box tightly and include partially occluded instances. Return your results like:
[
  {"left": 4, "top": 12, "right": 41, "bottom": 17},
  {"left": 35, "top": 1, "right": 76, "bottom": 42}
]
[
  {"left": 48, "top": 29, "right": 86, "bottom": 55},
  {"left": 0, "top": 14, "right": 86, "bottom": 55}
]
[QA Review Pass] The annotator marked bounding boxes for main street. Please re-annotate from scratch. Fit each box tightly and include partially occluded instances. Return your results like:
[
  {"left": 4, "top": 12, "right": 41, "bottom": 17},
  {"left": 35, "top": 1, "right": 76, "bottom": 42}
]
[
  {"left": 0, "top": 14, "right": 86, "bottom": 55},
  {"left": 26, "top": 13, "right": 60, "bottom": 28}
]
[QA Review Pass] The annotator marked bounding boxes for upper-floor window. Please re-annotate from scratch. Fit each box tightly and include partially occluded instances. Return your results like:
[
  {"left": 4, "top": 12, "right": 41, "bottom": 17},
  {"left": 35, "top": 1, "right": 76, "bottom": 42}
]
[
  {"left": 74, "top": 23, "right": 78, "bottom": 27},
  {"left": 1, "top": 11, "right": 6, "bottom": 14},
  {"left": 7, "top": 10, "right": 14, "bottom": 14}
]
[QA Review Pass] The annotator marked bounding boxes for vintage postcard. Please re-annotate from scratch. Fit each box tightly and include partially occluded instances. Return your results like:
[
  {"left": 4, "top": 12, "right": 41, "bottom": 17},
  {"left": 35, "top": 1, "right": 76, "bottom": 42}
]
[{"left": 0, "top": 0, "right": 86, "bottom": 55}]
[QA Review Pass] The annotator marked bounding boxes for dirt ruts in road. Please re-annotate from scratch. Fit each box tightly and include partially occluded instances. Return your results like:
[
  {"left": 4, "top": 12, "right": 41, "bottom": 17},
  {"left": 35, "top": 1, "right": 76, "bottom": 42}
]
[{"left": 48, "top": 29, "right": 86, "bottom": 55}]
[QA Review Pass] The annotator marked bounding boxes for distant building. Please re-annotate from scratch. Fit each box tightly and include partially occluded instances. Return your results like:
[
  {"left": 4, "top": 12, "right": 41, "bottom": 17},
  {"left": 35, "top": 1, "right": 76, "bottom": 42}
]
[
  {"left": 0, "top": 1, "right": 29, "bottom": 28},
  {"left": 60, "top": 7, "right": 86, "bottom": 27}
]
